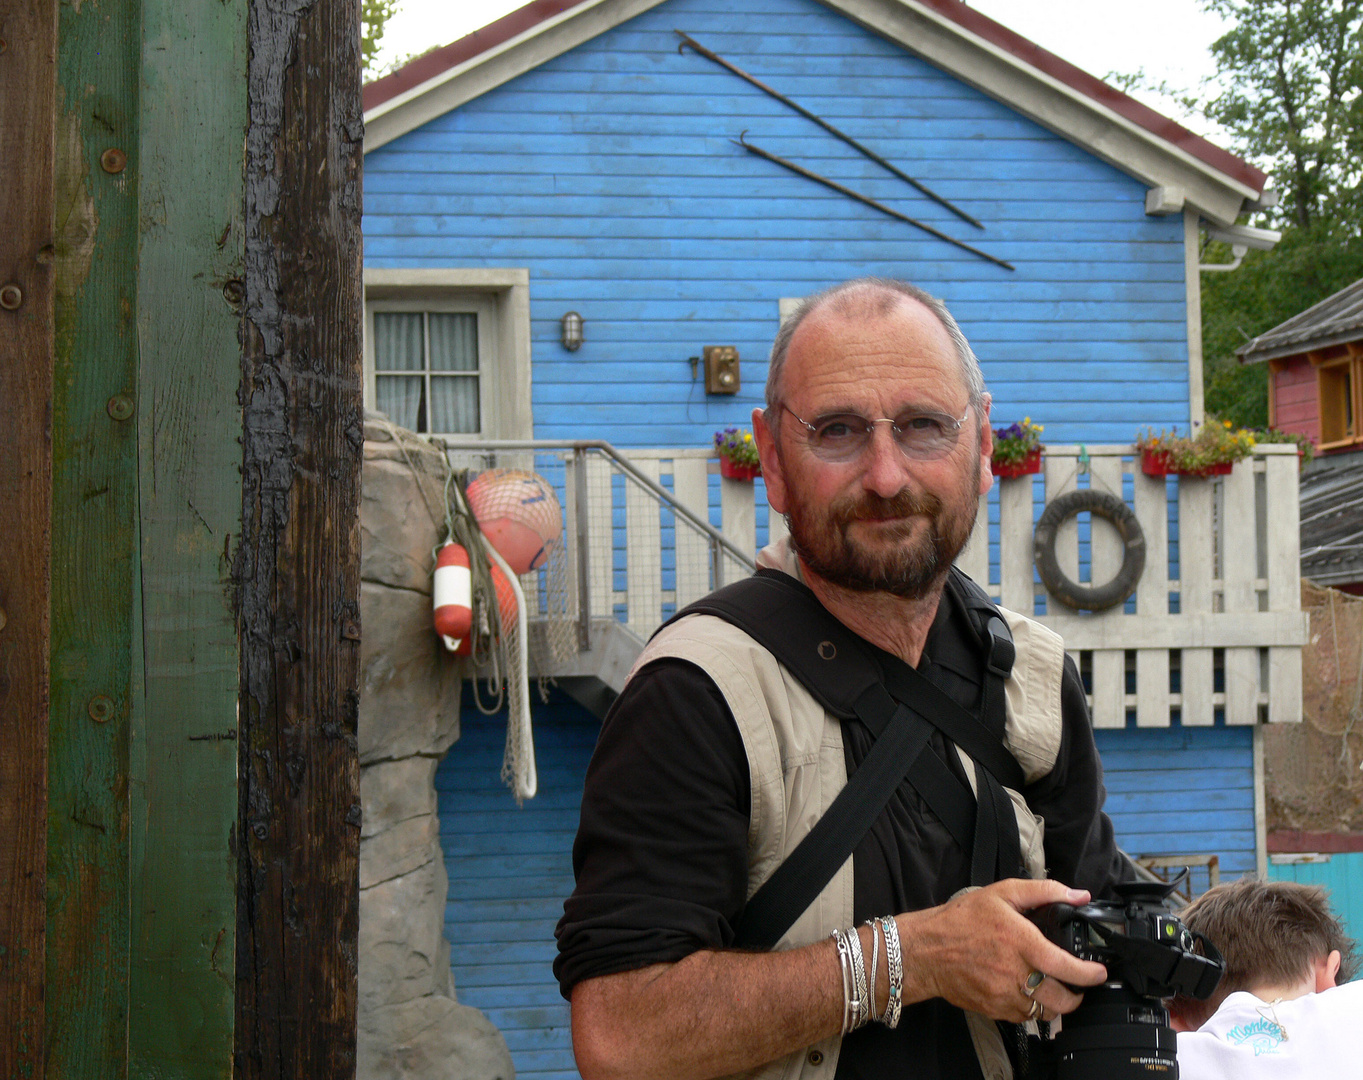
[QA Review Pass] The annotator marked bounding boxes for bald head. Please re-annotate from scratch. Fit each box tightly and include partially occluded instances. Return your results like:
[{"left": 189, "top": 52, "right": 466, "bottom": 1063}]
[{"left": 766, "top": 278, "right": 985, "bottom": 412}]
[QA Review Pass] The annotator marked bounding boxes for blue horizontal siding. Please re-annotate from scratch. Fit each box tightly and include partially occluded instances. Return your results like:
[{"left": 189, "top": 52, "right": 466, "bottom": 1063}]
[
  {"left": 1095, "top": 725, "right": 1258, "bottom": 880},
  {"left": 364, "top": 0, "right": 1192, "bottom": 453},
  {"left": 1268, "top": 854, "right": 1363, "bottom": 948}
]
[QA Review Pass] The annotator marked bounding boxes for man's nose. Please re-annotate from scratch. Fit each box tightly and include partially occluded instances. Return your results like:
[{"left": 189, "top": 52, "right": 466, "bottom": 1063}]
[{"left": 859, "top": 424, "right": 914, "bottom": 497}]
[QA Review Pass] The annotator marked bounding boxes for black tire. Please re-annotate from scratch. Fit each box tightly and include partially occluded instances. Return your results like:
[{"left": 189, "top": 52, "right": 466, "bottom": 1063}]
[{"left": 1033, "top": 490, "right": 1145, "bottom": 612}]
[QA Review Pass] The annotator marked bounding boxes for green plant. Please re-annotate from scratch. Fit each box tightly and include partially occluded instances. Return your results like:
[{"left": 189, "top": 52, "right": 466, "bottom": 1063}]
[
  {"left": 1135, "top": 417, "right": 1257, "bottom": 472},
  {"left": 1250, "top": 426, "right": 1315, "bottom": 464},
  {"left": 991, "top": 418, "right": 1044, "bottom": 466},
  {"left": 713, "top": 426, "right": 760, "bottom": 468}
]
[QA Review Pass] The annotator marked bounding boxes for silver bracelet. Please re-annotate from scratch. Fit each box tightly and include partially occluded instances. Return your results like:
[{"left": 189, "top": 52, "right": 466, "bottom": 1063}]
[
  {"left": 831, "top": 929, "right": 854, "bottom": 1036},
  {"left": 846, "top": 923, "right": 869, "bottom": 1031},
  {"left": 867, "top": 920, "right": 881, "bottom": 1023},
  {"left": 879, "top": 916, "right": 903, "bottom": 1029}
]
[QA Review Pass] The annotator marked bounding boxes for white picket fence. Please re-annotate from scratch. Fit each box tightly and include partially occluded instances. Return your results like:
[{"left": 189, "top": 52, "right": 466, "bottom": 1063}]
[
  {"left": 585, "top": 444, "right": 1307, "bottom": 728},
  {"left": 451, "top": 440, "right": 1307, "bottom": 727}
]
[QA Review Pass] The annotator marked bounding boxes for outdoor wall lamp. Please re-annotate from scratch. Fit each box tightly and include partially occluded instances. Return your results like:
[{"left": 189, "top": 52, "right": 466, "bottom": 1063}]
[{"left": 561, "top": 311, "right": 584, "bottom": 351}]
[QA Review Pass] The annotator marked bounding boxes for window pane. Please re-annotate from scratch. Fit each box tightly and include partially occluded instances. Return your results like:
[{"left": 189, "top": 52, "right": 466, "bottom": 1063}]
[
  {"left": 376, "top": 375, "right": 424, "bottom": 431},
  {"left": 373, "top": 312, "right": 425, "bottom": 372},
  {"left": 429, "top": 313, "right": 479, "bottom": 372},
  {"left": 1320, "top": 363, "right": 1354, "bottom": 443},
  {"left": 430, "top": 375, "right": 479, "bottom": 433}
]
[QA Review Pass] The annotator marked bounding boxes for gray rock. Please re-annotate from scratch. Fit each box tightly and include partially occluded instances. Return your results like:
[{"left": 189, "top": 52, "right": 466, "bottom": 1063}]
[
  {"left": 361, "top": 758, "right": 440, "bottom": 838},
  {"left": 359, "top": 860, "right": 448, "bottom": 1012},
  {"left": 362, "top": 454, "right": 447, "bottom": 592},
  {"left": 358, "top": 581, "right": 462, "bottom": 765},
  {"left": 361, "top": 813, "right": 439, "bottom": 890},
  {"left": 358, "top": 995, "right": 515, "bottom": 1080}
]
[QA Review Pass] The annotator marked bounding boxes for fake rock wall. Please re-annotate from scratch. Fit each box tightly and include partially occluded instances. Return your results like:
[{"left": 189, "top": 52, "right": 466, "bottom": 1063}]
[{"left": 358, "top": 417, "right": 515, "bottom": 1080}]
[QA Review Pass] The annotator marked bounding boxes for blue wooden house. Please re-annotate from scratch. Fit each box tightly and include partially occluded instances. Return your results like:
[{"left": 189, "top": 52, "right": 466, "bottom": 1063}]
[{"left": 360, "top": 1, "right": 1298, "bottom": 1075}]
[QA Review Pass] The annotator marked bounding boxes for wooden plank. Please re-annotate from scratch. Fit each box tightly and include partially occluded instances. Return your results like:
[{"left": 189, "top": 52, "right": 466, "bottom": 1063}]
[
  {"left": 235, "top": 0, "right": 363, "bottom": 1074},
  {"left": 1043, "top": 455, "right": 1079, "bottom": 607},
  {"left": 128, "top": 0, "right": 245, "bottom": 1070},
  {"left": 1038, "top": 610, "right": 1308, "bottom": 650},
  {"left": 0, "top": 1, "right": 57, "bottom": 1073},
  {"left": 1178, "top": 478, "right": 1216, "bottom": 726},
  {"left": 1220, "top": 463, "right": 1260, "bottom": 725},
  {"left": 48, "top": 0, "right": 140, "bottom": 1071},
  {"left": 719, "top": 473, "right": 756, "bottom": 582},
  {"left": 1264, "top": 453, "right": 1303, "bottom": 723},
  {"left": 624, "top": 459, "right": 662, "bottom": 636},
  {"left": 1089, "top": 457, "right": 1126, "bottom": 729},
  {"left": 954, "top": 492, "right": 989, "bottom": 590},
  {"left": 672, "top": 458, "right": 711, "bottom": 608},
  {"left": 1133, "top": 471, "right": 1170, "bottom": 726},
  {"left": 586, "top": 456, "right": 615, "bottom": 622},
  {"left": 998, "top": 475, "right": 1033, "bottom": 613}
]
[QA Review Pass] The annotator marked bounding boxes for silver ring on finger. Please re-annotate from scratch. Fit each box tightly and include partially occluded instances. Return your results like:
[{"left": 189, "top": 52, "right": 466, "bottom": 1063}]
[
  {"left": 1022, "top": 970, "right": 1045, "bottom": 998},
  {"left": 1027, "top": 997, "right": 1043, "bottom": 1022}
]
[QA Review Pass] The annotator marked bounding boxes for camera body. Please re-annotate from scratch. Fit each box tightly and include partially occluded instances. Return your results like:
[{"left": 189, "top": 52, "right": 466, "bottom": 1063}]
[{"left": 1022, "top": 879, "right": 1223, "bottom": 1079}]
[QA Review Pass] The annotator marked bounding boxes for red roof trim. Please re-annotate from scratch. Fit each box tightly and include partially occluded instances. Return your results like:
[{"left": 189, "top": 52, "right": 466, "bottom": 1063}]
[
  {"left": 362, "top": 0, "right": 593, "bottom": 113},
  {"left": 1268, "top": 829, "right": 1363, "bottom": 854},
  {"left": 362, "top": 0, "right": 1266, "bottom": 192}
]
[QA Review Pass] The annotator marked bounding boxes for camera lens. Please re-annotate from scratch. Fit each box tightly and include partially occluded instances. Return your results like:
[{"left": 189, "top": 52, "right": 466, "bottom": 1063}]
[{"left": 1053, "top": 985, "right": 1178, "bottom": 1079}]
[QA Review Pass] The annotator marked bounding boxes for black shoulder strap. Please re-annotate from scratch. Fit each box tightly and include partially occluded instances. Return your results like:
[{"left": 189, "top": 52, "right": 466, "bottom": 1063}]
[{"left": 664, "top": 569, "right": 1026, "bottom": 949}]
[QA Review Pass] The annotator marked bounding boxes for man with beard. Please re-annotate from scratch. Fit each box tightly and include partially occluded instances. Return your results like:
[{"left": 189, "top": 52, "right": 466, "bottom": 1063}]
[{"left": 554, "top": 278, "right": 1124, "bottom": 1080}]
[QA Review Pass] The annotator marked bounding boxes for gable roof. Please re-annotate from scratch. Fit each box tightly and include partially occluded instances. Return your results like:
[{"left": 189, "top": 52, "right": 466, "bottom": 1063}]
[
  {"left": 1238, "top": 279, "right": 1363, "bottom": 364},
  {"left": 362, "top": 0, "right": 1266, "bottom": 225}
]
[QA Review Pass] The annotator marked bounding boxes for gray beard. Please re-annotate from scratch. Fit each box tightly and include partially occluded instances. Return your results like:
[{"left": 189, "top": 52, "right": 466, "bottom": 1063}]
[{"left": 784, "top": 468, "right": 978, "bottom": 602}]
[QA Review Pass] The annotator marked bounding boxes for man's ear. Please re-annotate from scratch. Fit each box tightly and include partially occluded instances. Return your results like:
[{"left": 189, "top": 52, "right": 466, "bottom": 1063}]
[
  {"left": 753, "top": 406, "right": 788, "bottom": 515},
  {"left": 976, "top": 393, "right": 994, "bottom": 498},
  {"left": 1316, "top": 949, "right": 1342, "bottom": 992}
]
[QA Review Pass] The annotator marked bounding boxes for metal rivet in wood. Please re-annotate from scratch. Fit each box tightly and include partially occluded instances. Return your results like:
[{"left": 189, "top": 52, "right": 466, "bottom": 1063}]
[
  {"left": 100, "top": 147, "right": 127, "bottom": 174},
  {"left": 107, "top": 394, "right": 134, "bottom": 421},
  {"left": 88, "top": 696, "right": 114, "bottom": 723},
  {"left": 0, "top": 283, "right": 21, "bottom": 310}
]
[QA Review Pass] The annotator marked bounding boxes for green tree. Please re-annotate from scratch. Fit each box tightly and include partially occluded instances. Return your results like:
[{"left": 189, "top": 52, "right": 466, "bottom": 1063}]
[
  {"left": 362, "top": 0, "right": 401, "bottom": 80},
  {"left": 1195, "top": 0, "right": 1363, "bottom": 427}
]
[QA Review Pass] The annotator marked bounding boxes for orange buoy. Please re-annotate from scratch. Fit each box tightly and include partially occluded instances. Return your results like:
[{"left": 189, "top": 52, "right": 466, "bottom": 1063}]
[{"left": 433, "top": 542, "right": 473, "bottom": 652}]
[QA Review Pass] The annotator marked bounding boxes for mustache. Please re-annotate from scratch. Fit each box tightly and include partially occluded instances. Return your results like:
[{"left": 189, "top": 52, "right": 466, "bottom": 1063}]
[{"left": 831, "top": 489, "right": 943, "bottom": 523}]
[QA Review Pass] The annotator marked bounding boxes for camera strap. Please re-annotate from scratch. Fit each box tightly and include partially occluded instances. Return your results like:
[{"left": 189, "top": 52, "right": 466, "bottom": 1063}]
[{"left": 660, "top": 568, "right": 1025, "bottom": 950}]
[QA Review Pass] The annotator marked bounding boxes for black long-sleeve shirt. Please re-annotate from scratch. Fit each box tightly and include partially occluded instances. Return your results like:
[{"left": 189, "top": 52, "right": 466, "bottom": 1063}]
[{"left": 555, "top": 578, "right": 1124, "bottom": 1079}]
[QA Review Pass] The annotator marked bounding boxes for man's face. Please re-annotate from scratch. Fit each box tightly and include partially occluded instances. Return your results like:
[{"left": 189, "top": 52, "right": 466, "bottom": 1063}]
[{"left": 754, "top": 296, "right": 993, "bottom": 600}]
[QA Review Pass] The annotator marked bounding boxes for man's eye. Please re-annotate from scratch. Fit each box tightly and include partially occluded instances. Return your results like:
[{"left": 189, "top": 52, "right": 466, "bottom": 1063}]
[
  {"left": 815, "top": 418, "right": 861, "bottom": 441},
  {"left": 900, "top": 415, "right": 943, "bottom": 434}
]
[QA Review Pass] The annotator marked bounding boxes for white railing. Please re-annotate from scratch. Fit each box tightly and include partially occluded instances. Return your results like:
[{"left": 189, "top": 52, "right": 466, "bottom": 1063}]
[
  {"left": 448, "top": 441, "right": 1306, "bottom": 728},
  {"left": 955, "top": 444, "right": 1306, "bottom": 728}
]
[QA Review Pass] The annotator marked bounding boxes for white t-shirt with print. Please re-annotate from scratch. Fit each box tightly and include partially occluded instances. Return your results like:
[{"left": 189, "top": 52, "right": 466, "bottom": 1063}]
[{"left": 1175, "top": 980, "right": 1363, "bottom": 1080}]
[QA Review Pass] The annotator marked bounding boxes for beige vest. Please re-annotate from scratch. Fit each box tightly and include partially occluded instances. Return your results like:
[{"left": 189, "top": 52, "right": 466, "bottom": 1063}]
[{"left": 626, "top": 542, "right": 1069, "bottom": 1080}]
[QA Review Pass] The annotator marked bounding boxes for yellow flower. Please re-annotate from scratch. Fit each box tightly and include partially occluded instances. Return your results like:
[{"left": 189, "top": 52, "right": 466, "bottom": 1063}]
[
  {"left": 1223, "top": 419, "right": 1232, "bottom": 428},
  {"left": 743, "top": 432, "right": 752, "bottom": 442}
]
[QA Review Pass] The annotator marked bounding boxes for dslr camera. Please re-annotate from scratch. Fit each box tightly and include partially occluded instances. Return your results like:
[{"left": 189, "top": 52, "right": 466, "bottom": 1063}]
[{"left": 1021, "top": 877, "right": 1224, "bottom": 1079}]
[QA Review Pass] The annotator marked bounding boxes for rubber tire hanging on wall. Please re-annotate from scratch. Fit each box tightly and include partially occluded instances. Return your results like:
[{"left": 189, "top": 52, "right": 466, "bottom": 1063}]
[{"left": 1033, "top": 489, "right": 1146, "bottom": 612}]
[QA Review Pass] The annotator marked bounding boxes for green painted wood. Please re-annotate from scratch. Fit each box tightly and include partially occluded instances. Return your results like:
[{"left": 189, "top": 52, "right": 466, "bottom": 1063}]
[
  {"left": 126, "top": 0, "right": 246, "bottom": 1074},
  {"left": 48, "top": 1, "right": 141, "bottom": 1075}
]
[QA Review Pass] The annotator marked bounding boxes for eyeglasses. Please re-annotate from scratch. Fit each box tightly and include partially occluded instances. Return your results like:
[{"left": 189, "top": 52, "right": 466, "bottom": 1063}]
[{"left": 777, "top": 403, "right": 971, "bottom": 463}]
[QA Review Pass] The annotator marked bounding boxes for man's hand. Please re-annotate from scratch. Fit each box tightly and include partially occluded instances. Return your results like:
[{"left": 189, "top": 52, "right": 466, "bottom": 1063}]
[{"left": 897, "top": 878, "right": 1108, "bottom": 1024}]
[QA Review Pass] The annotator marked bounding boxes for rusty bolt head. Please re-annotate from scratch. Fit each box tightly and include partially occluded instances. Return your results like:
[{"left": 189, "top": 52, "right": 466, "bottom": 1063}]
[
  {"left": 0, "top": 283, "right": 21, "bottom": 311},
  {"left": 100, "top": 148, "right": 127, "bottom": 174},
  {"left": 107, "top": 394, "right": 134, "bottom": 421},
  {"left": 88, "top": 696, "right": 114, "bottom": 723},
  {"left": 222, "top": 279, "right": 245, "bottom": 307}
]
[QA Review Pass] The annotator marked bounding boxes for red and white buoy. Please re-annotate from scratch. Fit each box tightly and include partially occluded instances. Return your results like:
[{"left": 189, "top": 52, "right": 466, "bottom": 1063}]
[{"left": 433, "top": 542, "right": 473, "bottom": 652}]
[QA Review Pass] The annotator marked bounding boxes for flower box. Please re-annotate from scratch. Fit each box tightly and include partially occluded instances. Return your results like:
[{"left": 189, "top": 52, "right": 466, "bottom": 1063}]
[
  {"left": 991, "top": 447, "right": 1042, "bottom": 478},
  {"left": 1140, "top": 448, "right": 1173, "bottom": 477},
  {"left": 1180, "top": 461, "right": 1233, "bottom": 478},
  {"left": 719, "top": 457, "right": 761, "bottom": 481}
]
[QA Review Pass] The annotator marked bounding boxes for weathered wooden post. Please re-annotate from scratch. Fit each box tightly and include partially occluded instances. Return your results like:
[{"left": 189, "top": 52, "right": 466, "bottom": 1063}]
[
  {"left": 0, "top": 4, "right": 57, "bottom": 1077},
  {"left": 235, "top": 0, "right": 365, "bottom": 1076}
]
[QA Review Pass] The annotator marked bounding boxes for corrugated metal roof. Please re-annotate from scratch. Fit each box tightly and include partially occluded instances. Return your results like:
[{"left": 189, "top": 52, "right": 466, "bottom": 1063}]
[
  {"left": 1239, "top": 278, "right": 1363, "bottom": 364},
  {"left": 1300, "top": 451, "right": 1363, "bottom": 587}
]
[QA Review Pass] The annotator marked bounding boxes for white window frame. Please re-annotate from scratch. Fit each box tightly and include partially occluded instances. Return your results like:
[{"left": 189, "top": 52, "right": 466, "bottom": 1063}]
[{"left": 363, "top": 268, "right": 532, "bottom": 439}]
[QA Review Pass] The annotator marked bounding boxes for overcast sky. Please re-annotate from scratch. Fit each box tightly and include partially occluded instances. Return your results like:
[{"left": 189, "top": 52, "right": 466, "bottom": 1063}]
[{"left": 370, "top": 0, "right": 1232, "bottom": 138}]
